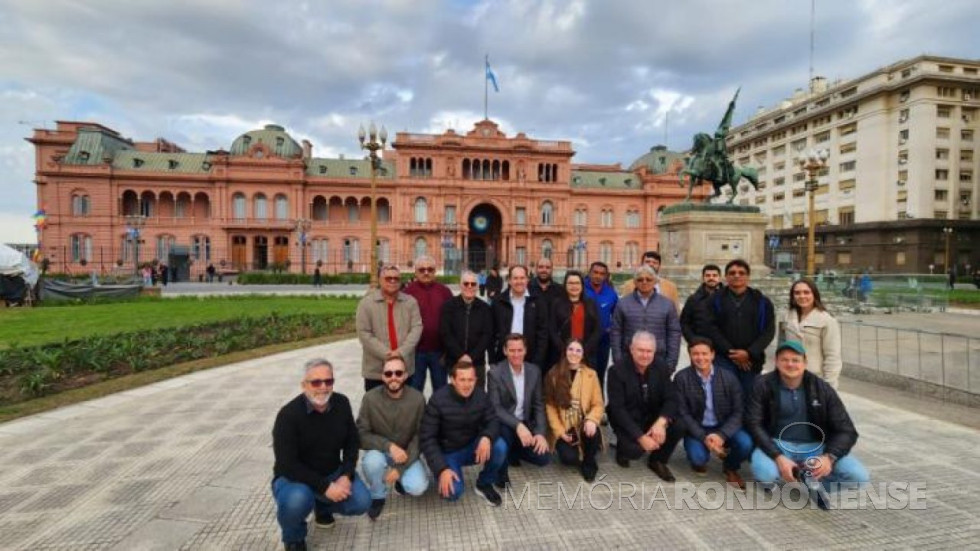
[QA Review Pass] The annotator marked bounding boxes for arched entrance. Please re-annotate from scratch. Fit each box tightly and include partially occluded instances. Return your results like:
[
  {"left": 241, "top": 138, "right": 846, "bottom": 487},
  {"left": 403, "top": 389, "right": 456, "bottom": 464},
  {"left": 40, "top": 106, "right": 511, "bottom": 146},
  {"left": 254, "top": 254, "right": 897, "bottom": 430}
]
[{"left": 466, "top": 203, "right": 502, "bottom": 272}]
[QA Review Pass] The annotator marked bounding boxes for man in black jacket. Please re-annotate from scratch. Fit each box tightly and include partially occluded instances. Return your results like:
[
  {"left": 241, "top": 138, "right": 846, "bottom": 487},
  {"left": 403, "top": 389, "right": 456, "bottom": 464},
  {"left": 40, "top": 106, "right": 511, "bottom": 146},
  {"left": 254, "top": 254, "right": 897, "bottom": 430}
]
[
  {"left": 272, "top": 359, "right": 369, "bottom": 550},
  {"left": 675, "top": 338, "right": 753, "bottom": 489},
  {"left": 420, "top": 360, "right": 508, "bottom": 506},
  {"left": 606, "top": 331, "right": 683, "bottom": 481},
  {"left": 680, "top": 264, "right": 722, "bottom": 344},
  {"left": 702, "top": 259, "right": 775, "bottom": 399},
  {"left": 746, "top": 341, "right": 869, "bottom": 490},
  {"left": 491, "top": 265, "right": 547, "bottom": 367},
  {"left": 440, "top": 270, "right": 494, "bottom": 386}
]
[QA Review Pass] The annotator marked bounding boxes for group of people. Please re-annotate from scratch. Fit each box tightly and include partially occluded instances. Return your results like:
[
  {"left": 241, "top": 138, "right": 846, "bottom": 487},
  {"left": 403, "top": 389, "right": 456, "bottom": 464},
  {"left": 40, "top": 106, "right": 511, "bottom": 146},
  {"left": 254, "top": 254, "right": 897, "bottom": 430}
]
[{"left": 271, "top": 253, "right": 868, "bottom": 550}]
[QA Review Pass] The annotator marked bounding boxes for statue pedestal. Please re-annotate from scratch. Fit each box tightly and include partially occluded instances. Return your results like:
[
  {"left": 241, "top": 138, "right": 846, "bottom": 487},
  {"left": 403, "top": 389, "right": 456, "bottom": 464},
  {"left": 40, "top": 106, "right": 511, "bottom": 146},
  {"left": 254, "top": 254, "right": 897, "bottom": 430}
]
[{"left": 657, "top": 204, "right": 771, "bottom": 278}]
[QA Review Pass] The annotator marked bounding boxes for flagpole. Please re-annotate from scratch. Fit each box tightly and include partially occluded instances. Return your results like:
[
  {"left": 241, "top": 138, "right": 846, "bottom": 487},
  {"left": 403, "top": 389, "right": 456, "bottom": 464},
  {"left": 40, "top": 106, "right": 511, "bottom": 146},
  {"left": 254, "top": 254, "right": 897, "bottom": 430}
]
[{"left": 484, "top": 54, "right": 489, "bottom": 120}]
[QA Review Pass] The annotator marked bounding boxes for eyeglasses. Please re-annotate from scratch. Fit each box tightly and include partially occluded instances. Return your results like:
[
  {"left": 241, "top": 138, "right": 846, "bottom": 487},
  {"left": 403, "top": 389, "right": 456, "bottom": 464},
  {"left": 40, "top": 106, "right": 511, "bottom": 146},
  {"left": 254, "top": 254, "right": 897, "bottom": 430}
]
[
  {"left": 383, "top": 370, "right": 405, "bottom": 378},
  {"left": 383, "top": 276, "right": 401, "bottom": 283},
  {"left": 417, "top": 267, "right": 435, "bottom": 273},
  {"left": 306, "top": 378, "right": 335, "bottom": 388},
  {"left": 461, "top": 281, "right": 478, "bottom": 287}
]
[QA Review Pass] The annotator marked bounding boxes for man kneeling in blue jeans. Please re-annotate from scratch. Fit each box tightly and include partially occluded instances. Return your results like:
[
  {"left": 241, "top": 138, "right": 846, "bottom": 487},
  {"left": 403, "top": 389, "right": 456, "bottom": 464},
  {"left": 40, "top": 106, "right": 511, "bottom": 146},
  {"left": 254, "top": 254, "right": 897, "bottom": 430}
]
[
  {"left": 746, "top": 341, "right": 869, "bottom": 497},
  {"left": 357, "top": 355, "right": 429, "bottom": 520},
  {"left": 420, "top": 360, "right": 508, "bottom": 506},
  {"left": 271, "top": 359, "right": 369, "bottom": 551}
]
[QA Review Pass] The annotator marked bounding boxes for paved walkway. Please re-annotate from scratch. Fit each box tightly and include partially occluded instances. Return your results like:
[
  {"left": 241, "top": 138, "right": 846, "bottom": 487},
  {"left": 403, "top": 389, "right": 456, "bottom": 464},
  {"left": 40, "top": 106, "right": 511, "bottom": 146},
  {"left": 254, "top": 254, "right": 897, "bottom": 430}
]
[{"left": 1, "top": 339, "right": 978, "bottom": 550}]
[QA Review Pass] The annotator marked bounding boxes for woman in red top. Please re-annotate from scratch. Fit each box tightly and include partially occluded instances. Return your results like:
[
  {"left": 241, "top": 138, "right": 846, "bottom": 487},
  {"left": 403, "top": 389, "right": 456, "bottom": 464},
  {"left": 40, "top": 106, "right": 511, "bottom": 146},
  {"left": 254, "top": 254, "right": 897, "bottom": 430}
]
[{"left": 548, "top": 270, "right": 600, "bottom": 372}]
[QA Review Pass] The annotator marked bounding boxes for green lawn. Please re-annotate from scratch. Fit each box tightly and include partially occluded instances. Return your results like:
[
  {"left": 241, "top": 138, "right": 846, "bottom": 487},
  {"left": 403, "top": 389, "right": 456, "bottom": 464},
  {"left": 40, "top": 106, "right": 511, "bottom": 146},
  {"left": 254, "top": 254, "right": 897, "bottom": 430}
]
[{"left": 0, "top": 295, "right": 360, "bottom": 348}]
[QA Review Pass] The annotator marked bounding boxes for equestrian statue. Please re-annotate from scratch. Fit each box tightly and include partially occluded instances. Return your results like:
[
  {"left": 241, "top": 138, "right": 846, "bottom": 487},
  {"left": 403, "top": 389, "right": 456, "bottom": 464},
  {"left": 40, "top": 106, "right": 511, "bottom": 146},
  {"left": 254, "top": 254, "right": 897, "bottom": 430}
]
[{"left": 680, "top": 88, "right": 760, "bottom": 203}]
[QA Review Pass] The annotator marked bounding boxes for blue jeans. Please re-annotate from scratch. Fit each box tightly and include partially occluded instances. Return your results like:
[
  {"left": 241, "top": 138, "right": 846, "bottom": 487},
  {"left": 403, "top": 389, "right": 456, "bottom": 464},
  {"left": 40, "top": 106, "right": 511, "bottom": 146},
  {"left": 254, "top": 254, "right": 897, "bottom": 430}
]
[
  {"left": 271, "top": 471, "right": 370, "bottom": 544},
  {"left": 498, "top": 424, "right": 551, "bottom": 479},
  {"left": 751, "top": 441, "right": 870, "bottom": 490},
  {"left": 410, "top": 350, "right": 446, "bottom": 393},
  {"left": 441, "top": 436, "right": 508, "bottom": 500},
  {"left": 360, "top": 450, "right": 429, "bottom": 499},
  {"left": 716, "top": 355, "right": 758, "bottom": 401},
  {"left": 593, "top": 334, "right": 611, "bottom": 394},
  {"left": 684, "top": 427, "right": 754, "bottom": 471}
]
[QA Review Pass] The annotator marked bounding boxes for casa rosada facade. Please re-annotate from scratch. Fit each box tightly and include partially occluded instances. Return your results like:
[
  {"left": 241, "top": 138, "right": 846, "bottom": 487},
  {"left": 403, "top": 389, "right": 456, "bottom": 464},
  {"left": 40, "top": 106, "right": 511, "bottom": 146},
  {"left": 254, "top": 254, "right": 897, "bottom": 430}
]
[{"left": 29, "top": 119, "right": 705, "bottom": 278}]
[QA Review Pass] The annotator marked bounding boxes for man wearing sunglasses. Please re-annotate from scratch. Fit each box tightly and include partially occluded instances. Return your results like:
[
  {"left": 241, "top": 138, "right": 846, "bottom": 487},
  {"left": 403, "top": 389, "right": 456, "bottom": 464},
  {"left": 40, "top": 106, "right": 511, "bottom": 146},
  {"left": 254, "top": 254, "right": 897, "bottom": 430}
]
[
  {"left": 610, "top": 265, "right": 682, "bottom": 374},
  {"left": 357, "top": 355, "right": 429, "bottom": 521},
  {"left": 272, "top": 359, "right": 369, "bottom": 550},
  {"left": 357, "top": 264, "right": 423, "bottom": 392},
  {"left": 403, "top": 256, "right": 453, "bottom": 392},
  {"left": 440, "top": 270, "right": 493, "bottom": 386}
]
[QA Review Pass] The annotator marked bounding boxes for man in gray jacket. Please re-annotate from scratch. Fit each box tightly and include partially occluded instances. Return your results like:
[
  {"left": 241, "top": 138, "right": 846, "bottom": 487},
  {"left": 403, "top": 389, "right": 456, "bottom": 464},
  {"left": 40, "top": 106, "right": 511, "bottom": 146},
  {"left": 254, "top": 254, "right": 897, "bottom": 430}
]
[
  {"left": 611, "top": 265, "right": 682, "bottom": 373},
  {"left": 487, "top": 334, "right": 550, "bottom": 488},
  {"left": 356, "top": 264, "right": 423, "bottom": 391}
]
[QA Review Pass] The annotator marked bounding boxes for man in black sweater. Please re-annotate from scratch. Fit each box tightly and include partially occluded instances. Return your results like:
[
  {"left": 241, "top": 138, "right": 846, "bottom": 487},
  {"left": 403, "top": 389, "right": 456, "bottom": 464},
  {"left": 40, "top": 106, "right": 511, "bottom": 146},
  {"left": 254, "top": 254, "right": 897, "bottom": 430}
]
[
  {"left": 702, "top": 259, "right": 776, "bottom": 399},
  {"left": 606, "top": 331, "right": 683, "bottom": 481},
  {"left": 440, "top": 270, "right": 494, "bottom": 386},
  {"left": 420, "top": 360, "right": 508, "bottom": 506},
  {"left": 271, "top": 359, "right": 369, "bottom": 551},
  {"left": 679, "top": 264, "right": 723, "bottom": 344}
]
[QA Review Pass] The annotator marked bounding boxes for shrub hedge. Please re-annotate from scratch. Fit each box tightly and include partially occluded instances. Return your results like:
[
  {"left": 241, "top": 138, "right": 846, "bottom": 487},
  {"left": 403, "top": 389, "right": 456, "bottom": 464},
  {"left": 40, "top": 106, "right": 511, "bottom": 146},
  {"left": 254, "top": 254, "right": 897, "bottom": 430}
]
[
  {"left": 235, "top": 272, "right": 458, "bottom": 285},
  {"left": 0, "top": 311, "right": 354, "bottom": 404}
]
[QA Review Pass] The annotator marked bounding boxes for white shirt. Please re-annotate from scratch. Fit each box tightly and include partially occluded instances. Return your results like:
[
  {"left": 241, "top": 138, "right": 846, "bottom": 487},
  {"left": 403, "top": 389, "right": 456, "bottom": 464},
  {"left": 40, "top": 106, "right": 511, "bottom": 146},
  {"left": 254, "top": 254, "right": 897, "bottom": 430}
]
[
  {"left": 510, "top": 364, "right": 526, "bottom": 420},
  {"left": 510, "top": 293, "right": 528, "bottom": 334}
]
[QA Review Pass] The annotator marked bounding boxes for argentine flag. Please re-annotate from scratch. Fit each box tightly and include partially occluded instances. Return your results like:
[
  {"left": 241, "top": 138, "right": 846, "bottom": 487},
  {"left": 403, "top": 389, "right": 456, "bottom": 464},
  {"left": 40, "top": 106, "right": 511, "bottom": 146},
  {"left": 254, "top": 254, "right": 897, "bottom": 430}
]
[{"left": 485, "top": 57, "right": 499, "bottom": 92}]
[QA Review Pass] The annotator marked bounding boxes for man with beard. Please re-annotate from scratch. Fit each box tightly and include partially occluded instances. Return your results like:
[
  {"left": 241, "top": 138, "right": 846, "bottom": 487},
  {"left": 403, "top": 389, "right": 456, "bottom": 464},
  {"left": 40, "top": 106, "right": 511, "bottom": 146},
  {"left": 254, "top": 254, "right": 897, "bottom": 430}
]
[
  {"left": 420, "top": 361, "right": 508, "bottom": 506},
  {"left": 357, "top": 355, "right": 428, "bottom": 521},
  {"left": 528, "top": 257, "right": 565, "bottom": 369},
  {"left": 680, "top": 264, "right": 723, "bottom": 344},
  {"left": 491, "top": 265, "right": 547, "bottom": 368},
  {"left": 272, "top": 359, "right": 369, "bottom": 550}
]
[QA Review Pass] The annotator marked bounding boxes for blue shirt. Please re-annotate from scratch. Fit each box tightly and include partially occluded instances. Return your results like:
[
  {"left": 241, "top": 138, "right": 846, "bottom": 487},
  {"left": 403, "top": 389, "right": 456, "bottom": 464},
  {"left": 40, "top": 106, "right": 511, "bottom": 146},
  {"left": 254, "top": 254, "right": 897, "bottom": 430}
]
[
  {"left": 585, "top": 280, "right": 618, "bottom": 332},
  {"left": 774, "top": 382, "right": 818, "bottom": 443},
  {"left": 699, "top": 367, "right": 718, "bottom": 427}
]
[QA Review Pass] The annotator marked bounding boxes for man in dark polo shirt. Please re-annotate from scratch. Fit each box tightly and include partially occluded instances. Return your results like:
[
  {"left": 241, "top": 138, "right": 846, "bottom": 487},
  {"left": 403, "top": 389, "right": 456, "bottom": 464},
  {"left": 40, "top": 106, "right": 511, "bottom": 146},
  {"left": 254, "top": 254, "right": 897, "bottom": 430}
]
[{"left": 271, "top": 359, "right": 369, "bottom": 551}]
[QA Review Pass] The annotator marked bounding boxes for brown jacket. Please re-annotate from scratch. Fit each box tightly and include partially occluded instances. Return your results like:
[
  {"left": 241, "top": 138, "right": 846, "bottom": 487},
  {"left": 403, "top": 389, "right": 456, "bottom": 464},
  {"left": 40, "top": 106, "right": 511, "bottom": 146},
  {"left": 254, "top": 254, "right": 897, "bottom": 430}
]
[
  {"left": 544, "top": 366, "right": 605, "bottom": 456},
  {"left": 356, "top": 290, "right": 423, "bottom": 380}
]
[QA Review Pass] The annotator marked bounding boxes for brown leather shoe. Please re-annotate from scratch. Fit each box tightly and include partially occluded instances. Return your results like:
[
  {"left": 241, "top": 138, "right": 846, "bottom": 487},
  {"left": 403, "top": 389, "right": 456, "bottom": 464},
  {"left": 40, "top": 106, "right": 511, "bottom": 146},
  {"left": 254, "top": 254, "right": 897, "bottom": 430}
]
[
  {"left": 691, "top": 464, "right": 708, "bottom": 476},
  {"left": 648, "top": 461, "right": 675, "bottom": 482},
  {"left": 724, "top": 469, "right": 746, "bottom": 490}
]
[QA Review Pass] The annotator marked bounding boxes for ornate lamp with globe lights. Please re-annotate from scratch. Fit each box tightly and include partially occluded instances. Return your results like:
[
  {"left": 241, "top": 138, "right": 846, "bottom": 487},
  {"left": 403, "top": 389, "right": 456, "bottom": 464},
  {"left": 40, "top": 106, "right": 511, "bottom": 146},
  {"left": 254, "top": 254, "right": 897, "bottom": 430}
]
[
  {"left": 358, "top": 122, "right": 387, "bottom": 288},
  {"left": 796, "top": 148, "right": 829, "bottom": 276}
]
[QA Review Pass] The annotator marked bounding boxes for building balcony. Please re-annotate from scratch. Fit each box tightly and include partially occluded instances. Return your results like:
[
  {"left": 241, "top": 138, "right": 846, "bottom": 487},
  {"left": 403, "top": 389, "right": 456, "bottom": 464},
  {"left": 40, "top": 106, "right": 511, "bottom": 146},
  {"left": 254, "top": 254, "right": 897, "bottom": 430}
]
[{"left": 117, "top": 215, "right": 214, "bottom": 227}]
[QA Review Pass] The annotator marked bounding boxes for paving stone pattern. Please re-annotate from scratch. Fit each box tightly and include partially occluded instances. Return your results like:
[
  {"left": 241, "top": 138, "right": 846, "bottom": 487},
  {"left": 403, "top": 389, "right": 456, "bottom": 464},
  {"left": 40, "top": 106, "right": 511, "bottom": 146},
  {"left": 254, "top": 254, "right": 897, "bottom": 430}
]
[{"left": 1, "top": 339, "right": 978, "bottom": 550}]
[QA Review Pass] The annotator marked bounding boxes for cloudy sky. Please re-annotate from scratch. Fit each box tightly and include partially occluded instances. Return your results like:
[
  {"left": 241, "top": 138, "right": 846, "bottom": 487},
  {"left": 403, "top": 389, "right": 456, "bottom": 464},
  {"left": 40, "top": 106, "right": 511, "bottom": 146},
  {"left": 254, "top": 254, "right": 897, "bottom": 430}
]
[{"left": 1, "top": 0, "right": 977, "bottom": 243}]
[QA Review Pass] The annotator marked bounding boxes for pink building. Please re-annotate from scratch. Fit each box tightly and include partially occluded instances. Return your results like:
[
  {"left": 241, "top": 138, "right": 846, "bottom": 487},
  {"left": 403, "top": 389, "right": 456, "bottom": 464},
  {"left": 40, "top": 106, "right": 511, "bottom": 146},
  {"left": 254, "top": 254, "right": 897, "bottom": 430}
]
[{"left": 29, "top": 119, "right": 705, "bottom": 278}]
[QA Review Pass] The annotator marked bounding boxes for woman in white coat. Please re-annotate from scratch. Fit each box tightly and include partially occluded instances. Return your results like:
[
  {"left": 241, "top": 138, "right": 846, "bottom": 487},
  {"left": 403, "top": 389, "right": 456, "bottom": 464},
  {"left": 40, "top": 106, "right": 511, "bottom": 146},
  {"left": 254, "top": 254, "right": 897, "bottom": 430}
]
[{"left": 780, "top": 278, "right": 843, "bottom": 388}]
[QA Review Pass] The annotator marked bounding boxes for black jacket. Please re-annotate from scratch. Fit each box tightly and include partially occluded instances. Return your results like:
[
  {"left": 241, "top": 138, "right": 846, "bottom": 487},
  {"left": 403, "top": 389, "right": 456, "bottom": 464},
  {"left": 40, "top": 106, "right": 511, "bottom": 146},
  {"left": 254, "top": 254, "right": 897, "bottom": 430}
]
[
  {"left": 490, "top": 292, "right": 547, "bottom": 366},
  {"left": 680, "top": 284, "right": 721, "bottom": 344},
  {"left": 606, "top": 356, "right": 677, "bottom": 442},
  {"left": 272, "top": 393, "right": 358, "bottom": 494},
  {"left": 548, "top": 295, "right": 601, "bottom": 363},
  {"left": 439, "top": 295, "right": 493, "bottom": 367},
  {"left": 674, "top": 365, "right": 743, "bottom": 441},
  {"left": 745, "top": 370, "right": 858, "bottom": 460},
  {"left": 420, "top": 385, "right": 499, "bottom": 475},
  {"left": 702, "top": 287, "right": 776, "bottom": 372},
  {"left": 485, "top": 274, "right": 504, "bottom": 299}
]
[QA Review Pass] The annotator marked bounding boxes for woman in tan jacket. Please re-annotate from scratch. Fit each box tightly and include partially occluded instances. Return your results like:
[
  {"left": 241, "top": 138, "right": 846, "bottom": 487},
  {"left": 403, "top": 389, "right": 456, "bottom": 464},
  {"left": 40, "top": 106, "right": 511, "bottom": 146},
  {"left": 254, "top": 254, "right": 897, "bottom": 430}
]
[
  {"left": 544, "top": 339, "right": 605, "bottom": 482},
  {"left": 780, "top": 278, "right": 843, "bottom": 388}
]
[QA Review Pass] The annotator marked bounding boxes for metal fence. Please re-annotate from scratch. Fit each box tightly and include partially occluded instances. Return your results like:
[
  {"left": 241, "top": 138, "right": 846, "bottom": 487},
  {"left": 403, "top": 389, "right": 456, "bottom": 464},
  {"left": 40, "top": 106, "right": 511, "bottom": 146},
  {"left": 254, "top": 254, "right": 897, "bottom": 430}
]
[{"left": 840, "top": 320, "right": 980, "bottom": 402}]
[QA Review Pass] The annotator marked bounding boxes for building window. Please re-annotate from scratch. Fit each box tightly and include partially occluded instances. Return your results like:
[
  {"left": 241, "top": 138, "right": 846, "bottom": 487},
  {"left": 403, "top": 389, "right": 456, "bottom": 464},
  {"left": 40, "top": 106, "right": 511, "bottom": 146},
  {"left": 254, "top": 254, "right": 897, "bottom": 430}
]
[
  {"left": 444, "top": 205, "right": 456, "bottom": 225},
  {"left": 541, "top": 239, "right": 553, "bottom": 259},
  {"left": 515, "top": 247, "right": 527, "bottom": 266},
  {"left": 378, "top": 199, "right": 391, "bottom": 223},
  {"left": 625, "top": 210, "right": 640, "bottom": 228},
  {"left": 70, "top": 234, "right": 92, "bottom": 263},
  {"left": 312, "top": 238, "right": 329, "bottom": 264},
  {"left": 839, "top": 142, "right": 857, "bottom": 154},
  {"left": 414, "top": 237, "right": 428, "bottom": 258},
  {"left": 896, "top": 252, "right": 906, "bottom": 266},
  {"left": 515, "top": 207, "right": 527, "bottom": 227},
  {"left": 275, "top": 194, "right": 288, "bottom": 220},
  {"left": 839, "top": 161, "right": 856, "bottom": 172},
  {"left": 814, "top": 131, "right": 830, "bottom": 144},
  {"left": 414, "top": 197, "right": 428, "bottom": 223},
  {"left": 935, "top": 190, "right": 948, "bottom": 202},
  {"left": 837, "top": 251, "right": 852, "bottom": 265},
  {"left": 936, "top": 169, "right": 949, "bottom": 180},
  {"left": 961, "top": 171, "right": 974, "bottom": 182},
  {"left": 839, "top": 179, "right": 856, "bottom": 192},
  {"left": 838, "top": 206, "right": 855, "bottom": 226},
  {"left": 346, "top": 199, "right": 359, "bottom": 222},
  {"left": 934, "top": 210, "right": 949, "bottom": 219},
  {"left": 937, "top": 86, "right": 956, "bottom": 98},
  {"left": 343, "top": 238, "right": 360, "bottom": 263},
  {"left": 378, "top": 239, "right": 390, "bottom": 263},
  {"left": 72, "top": 194, "right": 91, "bottom": 216},
  {"left": 254, "top": 194, "right": 267, "bottom": 220},
  {"left": 156, "top": 235, "right": 175, "bottom": 261},
  {"left": 540, "top": 201, "right": 554, "bottom": 226},
  {"left": 192, "top": 235, "right": 211, "bottom": 261},
  {"left": 599, "top": 241, "right": 613, "bottom": 265},
  {"left": 962, "top": 129, "right": 974, "bottom": 141},
  {"left": 232, "top": 193, "right": 246, "bottom": 220},
  {"left": 961, "top": 150, "right": 974, "bottom": 162},
  {"left": 624, "top": 242, "right": 639, "bottom": 267},
  {"left": 573, "top": 209, "right": 587, "bottom": 227},
  {"left": 600, "top": 209, "right": 613, "bottom": 228},
  {"left": 936, "top": 148, "right": 950, "bottom": 160},
  {"left": 937, "top": 105, "right": 952, "bottom": 118}
]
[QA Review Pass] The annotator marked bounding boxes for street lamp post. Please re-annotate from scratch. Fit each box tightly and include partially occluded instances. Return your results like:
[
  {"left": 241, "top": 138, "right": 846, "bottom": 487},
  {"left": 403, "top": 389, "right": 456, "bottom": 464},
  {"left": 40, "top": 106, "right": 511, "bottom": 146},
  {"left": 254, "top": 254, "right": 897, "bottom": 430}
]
[
  {"left": 942, "top": 226, "right": 954, "bottom": 272},
  {"left": 793, "top": 235, "right": 806, "bottom": 272},
  {"left": 125, "top": 214, "right": 147, "bottom": 278},
  {"left": 441, "top": 222, "right": 457, "bottom": 275},
  {"left": 797, "top": 148, "right": 829, "bottom": 276},
  {"left": 295, "top": 218, "right": 312, "bottom": 274},
  {"left": 573, "top": 223, "right": 587, "bottom": 270},
  {"left": 358, "top": 122, "right": 387, "bottom": 288}
]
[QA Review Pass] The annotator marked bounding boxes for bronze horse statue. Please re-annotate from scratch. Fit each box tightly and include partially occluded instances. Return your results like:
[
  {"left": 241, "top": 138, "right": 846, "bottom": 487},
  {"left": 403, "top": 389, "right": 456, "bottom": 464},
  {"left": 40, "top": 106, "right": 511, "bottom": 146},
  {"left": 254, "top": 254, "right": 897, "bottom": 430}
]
[{"left": 680, "top": 132, "right": 760, "bottom": 203}]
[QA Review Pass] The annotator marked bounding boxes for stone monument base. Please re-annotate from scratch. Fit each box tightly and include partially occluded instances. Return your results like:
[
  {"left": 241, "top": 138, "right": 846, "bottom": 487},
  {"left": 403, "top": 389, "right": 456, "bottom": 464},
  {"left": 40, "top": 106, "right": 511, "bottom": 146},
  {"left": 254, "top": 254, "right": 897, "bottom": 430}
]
[{"left": 657, "top": 203, "right": 771, "bottom": 278}]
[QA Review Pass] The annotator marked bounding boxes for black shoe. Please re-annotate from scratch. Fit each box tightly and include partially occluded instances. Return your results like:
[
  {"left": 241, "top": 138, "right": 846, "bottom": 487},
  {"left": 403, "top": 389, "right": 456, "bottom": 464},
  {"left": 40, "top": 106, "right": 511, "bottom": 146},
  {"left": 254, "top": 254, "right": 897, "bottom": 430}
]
[
  {"left": 508, "top": 457, "right": 522, "bottom": 467},
  {"left": 648, "top": 461, "right": 676, "bottom": 482},
  {"left": 393, "top": 481, "right": 406, "bottom": 496},
  {"left": 494, "top": 472, "right": 510, "bottom": 490},
  {"left": 313, "top": 511, "right": 334, "bottom": 528},
  {"left": 475, "top": 483, "right": 503, "bottom": 507},
  {"left": 581, "top": 463, "right": 598, "bottom": 482},
  {"left": 367, "top": 498, "right": 385, "bottom": 520},
  {"left": 284, "top": 542, "right": 308, "bottom": 551},
  {"left": 615, "top": 455, "right": 630, "bottom": 468}
]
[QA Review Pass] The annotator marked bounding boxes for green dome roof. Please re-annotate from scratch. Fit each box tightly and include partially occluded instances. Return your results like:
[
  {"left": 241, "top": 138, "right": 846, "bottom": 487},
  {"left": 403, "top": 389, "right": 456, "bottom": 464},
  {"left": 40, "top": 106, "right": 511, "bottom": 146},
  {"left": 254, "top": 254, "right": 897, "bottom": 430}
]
[
  {"left": 628, "top": 145, "right": 687, "bottom": 174},
  {"left": 230, "top": 124, "right": 302, "bottom": 158}
]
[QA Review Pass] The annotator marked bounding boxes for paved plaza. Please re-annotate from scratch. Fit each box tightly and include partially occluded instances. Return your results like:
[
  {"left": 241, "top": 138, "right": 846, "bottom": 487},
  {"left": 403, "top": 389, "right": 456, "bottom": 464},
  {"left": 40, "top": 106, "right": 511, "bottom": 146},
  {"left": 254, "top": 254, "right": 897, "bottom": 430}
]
[{"left": 1, "top": 336, "right": 979, "bottom": 549}]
